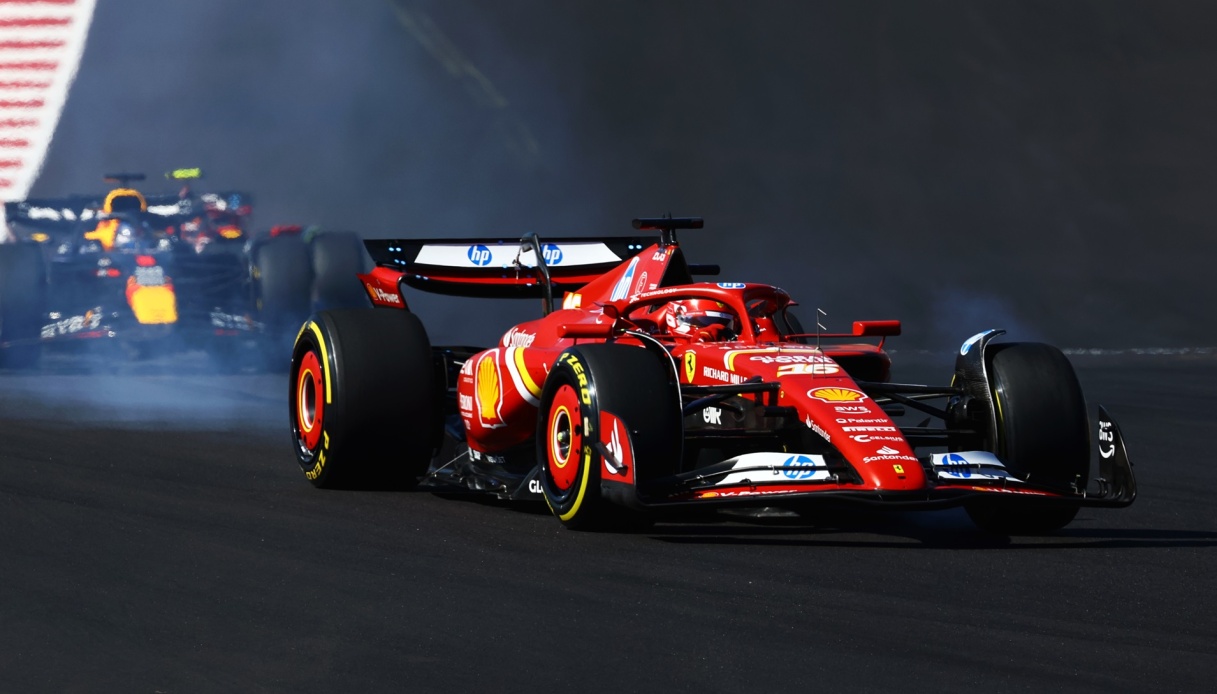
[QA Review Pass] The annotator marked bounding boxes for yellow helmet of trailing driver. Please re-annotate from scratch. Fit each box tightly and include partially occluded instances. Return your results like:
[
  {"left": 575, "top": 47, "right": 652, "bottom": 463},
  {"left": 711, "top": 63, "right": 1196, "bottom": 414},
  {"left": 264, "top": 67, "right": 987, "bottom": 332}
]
[{"left": 103, "top": 188, "right": 147, "bottom": 214}]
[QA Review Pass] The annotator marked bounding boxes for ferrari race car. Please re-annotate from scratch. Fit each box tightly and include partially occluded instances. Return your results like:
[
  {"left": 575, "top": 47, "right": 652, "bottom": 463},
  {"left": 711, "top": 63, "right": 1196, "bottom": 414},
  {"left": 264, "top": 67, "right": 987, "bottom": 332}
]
[
  {"left": 287, "top": 217, "right": 1136, "bottom": 534},
  {"left": 0, "top": 172, "right": 369, "bottom": 368}
]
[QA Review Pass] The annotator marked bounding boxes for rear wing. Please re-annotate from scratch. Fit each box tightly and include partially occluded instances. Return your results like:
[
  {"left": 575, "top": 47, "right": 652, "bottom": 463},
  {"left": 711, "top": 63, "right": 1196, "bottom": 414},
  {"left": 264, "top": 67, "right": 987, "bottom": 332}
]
[
  {"left": 4, "top": 191, "right": 253, "bottom": 240},
  {"left": 363, "top": 235, "right": 660, "bottom": 299},
  {"left": 3, "top": 197, "right": 99, "bottom": 240},
  {"left": 6, "top": 196, "right": 100, "bottom": 224},
  {"left": 5, "top": 191, "right": 252, "bottom": 223}
]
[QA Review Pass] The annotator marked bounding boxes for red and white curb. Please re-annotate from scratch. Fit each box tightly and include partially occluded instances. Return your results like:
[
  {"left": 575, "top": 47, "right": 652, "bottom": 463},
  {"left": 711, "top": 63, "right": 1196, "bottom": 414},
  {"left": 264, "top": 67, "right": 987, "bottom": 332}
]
[{"left": 0, "top": 0, "right": 96, "bottom": 240}]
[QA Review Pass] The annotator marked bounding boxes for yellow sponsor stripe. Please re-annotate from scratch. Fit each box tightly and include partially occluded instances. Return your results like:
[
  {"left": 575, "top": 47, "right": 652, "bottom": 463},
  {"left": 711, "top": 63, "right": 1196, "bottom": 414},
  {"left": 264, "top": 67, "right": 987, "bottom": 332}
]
[
  {"left": 513, "top": 346, "right": 542, "bottom": 398},
  {"left": 724, "top": 348, "right": 782, "bottom": 370},
  {"left": 724, "top": 346, "right": 821, "bottom": 370}
]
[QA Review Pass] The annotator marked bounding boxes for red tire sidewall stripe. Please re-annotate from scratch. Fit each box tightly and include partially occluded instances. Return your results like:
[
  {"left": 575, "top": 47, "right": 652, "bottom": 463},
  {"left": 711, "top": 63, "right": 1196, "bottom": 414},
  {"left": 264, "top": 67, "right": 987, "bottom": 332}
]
[
  {"left": 547, "top": 383, "right": 581, "bottom": 492},
  {"left": 296, "top": 349, "right": 324, "bottom": 451}
]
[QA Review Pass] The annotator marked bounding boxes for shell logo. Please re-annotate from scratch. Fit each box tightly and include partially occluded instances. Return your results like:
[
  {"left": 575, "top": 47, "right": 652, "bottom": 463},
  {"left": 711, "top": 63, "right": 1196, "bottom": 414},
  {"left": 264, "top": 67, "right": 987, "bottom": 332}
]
[
  {"left": 476, "top": 352, "right": 504, "bottom": 427},
  {"left": 807, "top": 387, "right": 868, "bottom": 403}
]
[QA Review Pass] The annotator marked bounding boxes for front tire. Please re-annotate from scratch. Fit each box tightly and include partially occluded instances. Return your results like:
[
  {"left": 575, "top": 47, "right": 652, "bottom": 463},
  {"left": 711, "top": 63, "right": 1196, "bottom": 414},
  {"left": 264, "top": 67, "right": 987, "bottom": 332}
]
[
  {"left": 965, "top": 342, "right": 1089, "bottom": 534},
  {"left": 538, "top": 344, "right": 681, "bottom": 530},
  {"left": 289, "top": 309, "right": 439, "bottom": 489}
]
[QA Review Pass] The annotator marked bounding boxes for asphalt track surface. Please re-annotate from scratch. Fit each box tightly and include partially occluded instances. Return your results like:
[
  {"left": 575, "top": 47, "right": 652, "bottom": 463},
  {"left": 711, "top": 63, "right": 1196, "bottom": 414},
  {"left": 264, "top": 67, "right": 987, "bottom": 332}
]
[{"left": 1, "top": 354, "right": 1214, "bottom": 692}]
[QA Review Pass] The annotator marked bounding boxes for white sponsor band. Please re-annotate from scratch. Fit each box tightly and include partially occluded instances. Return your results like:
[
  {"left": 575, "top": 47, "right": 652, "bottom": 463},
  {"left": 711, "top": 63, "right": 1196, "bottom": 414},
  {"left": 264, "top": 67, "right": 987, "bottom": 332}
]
[
  {"left": 414, "top": 242, "right": 621, "bottom": 268},
  {"left": 713, "top": 453, "right": 832, "bottom": 485}
]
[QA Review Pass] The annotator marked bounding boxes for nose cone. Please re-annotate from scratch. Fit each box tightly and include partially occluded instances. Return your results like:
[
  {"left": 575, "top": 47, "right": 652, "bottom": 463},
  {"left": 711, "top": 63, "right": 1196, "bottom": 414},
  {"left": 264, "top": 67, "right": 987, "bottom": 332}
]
[
  {"left": 678, "top": 344, "right": 925, "bottom": 491},
  {"left": 781, "top": 379, "right": 925, "bottom": 490}
]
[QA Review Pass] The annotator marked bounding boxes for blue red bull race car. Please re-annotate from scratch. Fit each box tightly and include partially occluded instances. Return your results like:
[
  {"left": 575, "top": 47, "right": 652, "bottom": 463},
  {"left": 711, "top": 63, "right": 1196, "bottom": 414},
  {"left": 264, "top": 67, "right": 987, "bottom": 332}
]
[
  {"left": 0, "top": 171, "right": 369, "bottom": 368},
  {"left": 288, "top": 217, "right": 1136, "bottom": 534}
]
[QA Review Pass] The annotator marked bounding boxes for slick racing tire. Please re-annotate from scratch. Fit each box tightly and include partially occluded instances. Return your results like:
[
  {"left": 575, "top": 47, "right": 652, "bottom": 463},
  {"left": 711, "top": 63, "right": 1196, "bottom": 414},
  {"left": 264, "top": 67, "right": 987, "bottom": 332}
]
[
  {"left": 965, "top": 342, "right": 1089, "bottom": 535},
  {"left": 0, "top": 242, "right": 46, "bottom": 369},
  {"left": 255, "top": 236, "right": 314, "bottom": 369},
  {"left": 538, "top": 344, "right": 682, "bottom": 531},
  {"left": 310, "top": 231, "right": 370, "bottom": 310},
  {"left": 290, "top": 308, "right": 439, "bottom": 489}
]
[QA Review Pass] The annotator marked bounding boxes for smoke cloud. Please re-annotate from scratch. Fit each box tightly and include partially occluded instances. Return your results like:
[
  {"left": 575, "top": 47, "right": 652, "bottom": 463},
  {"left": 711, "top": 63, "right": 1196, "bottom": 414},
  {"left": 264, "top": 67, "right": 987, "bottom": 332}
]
[{"left": 29, "top": 0, "right": 1217, "bottom": 349}]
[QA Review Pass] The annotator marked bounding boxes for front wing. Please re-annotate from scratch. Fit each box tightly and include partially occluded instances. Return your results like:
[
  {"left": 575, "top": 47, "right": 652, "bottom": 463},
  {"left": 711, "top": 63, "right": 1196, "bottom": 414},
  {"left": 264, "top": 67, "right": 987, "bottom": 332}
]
[
  {"left": 430, "top": 403, "right": 1136, "bottom": 515},
  {"left": 640, "top": 405, "right": 1135, "bottom": 511}
]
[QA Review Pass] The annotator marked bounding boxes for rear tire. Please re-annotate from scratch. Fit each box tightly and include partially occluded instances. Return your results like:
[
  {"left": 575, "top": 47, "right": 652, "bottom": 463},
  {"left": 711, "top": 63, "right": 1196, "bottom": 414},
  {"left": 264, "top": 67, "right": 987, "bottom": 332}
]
[
  {"left": 310, "top": 231, "right": 369, "bottom": 310},
  {"left": 0, "top": 242, "right": 46, "bottom": 369},
  {"left": 965, "top": 342, "right": 1089, "bottom": 534},
  {"left": 538, "top": 343, "right": 681, "bottom": 530},
  {"left": 289, "top": 309, "right": 439, "bottom": 489}
]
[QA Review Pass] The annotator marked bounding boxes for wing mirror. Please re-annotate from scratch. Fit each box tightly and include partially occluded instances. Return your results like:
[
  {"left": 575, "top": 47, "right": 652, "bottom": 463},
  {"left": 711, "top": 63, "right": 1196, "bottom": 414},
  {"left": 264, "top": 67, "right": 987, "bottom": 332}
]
[{"left": 853, "top": 320, "right": 901, "bottom": 337}]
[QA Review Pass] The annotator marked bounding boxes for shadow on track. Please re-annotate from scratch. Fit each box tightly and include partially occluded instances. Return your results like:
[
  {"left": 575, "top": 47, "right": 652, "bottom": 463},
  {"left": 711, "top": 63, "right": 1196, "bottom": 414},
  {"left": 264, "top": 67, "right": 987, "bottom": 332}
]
[
  {"left": 645, "top": 508, "right": 1217, "bottom": 550},
  {"left": 411, "top": 493, "right": 1217, "bottom": 549}
]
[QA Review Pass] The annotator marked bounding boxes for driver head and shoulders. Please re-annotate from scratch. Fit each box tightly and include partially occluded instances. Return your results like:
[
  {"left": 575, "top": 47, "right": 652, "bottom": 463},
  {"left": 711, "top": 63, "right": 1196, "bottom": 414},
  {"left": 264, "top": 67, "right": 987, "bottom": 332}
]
[
  {"left": 658, "top": 298, "right": 738, "bottom": 342},
  {"left": 83, "top": 188, "right": 149, "bottom": 251}
]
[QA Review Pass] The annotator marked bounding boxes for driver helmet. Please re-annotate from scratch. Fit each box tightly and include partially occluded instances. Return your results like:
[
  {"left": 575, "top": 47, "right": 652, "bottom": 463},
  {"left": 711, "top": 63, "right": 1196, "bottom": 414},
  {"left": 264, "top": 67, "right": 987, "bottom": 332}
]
[
  {"left": 111, "top": 219, "right": 142, "bottom": 250},
  {"left": 665, "top": 299, "right": 736, "bottom": 340},
  {"left": 103, "top": 188, "right": 147, "bottom": 214}
]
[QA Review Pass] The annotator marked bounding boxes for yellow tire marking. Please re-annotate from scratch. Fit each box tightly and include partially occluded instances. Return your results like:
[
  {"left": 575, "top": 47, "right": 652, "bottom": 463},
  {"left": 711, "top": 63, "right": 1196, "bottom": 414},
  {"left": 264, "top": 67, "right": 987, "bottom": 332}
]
[
  {"left": 558, "top": 447, "right": 592, "bottom": 523},
  {"left": 306, "top": 321, "right": 332, "bottom": 405},
  {"left": 549, "top": 354, "right": 595, "bottom": 523}
]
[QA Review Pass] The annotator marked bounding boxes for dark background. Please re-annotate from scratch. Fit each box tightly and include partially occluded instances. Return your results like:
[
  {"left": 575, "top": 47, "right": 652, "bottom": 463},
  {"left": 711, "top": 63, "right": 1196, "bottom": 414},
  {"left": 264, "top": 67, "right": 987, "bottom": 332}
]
[{"left": 34, "top": 0, "right": 1217, "bottom": 347}]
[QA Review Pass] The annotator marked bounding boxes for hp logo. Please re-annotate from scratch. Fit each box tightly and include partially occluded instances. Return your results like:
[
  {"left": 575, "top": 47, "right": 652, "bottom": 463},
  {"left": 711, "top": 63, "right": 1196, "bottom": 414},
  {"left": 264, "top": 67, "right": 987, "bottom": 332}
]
[
  {"left": 781, "top": 455, "right": 818, "bottom": 480},
  {"left": 943, "top": 453, "right": 971, "bottom": 477},
  {"left": 541, "top": 243, "right": 563, "bottom": 265},
  {"left": 467, "top": 244, "right": 493, "bottom": 266}
]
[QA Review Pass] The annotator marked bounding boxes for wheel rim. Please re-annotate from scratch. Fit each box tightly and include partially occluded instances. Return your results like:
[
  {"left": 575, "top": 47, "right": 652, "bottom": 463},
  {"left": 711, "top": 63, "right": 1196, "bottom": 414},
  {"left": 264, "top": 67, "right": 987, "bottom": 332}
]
[
  {"left": 296, "top": 349, "right": 324, "bottom": 452},
  {"left": 546, "top": 383, "right": 582, "bottom": 492}
]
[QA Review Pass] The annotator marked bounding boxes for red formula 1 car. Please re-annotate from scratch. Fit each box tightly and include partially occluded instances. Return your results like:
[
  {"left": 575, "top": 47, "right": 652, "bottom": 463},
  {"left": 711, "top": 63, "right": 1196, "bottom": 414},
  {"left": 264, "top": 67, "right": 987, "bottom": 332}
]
[{"left": 288, "top": 218, "right": 1136, "bottom": 533}]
